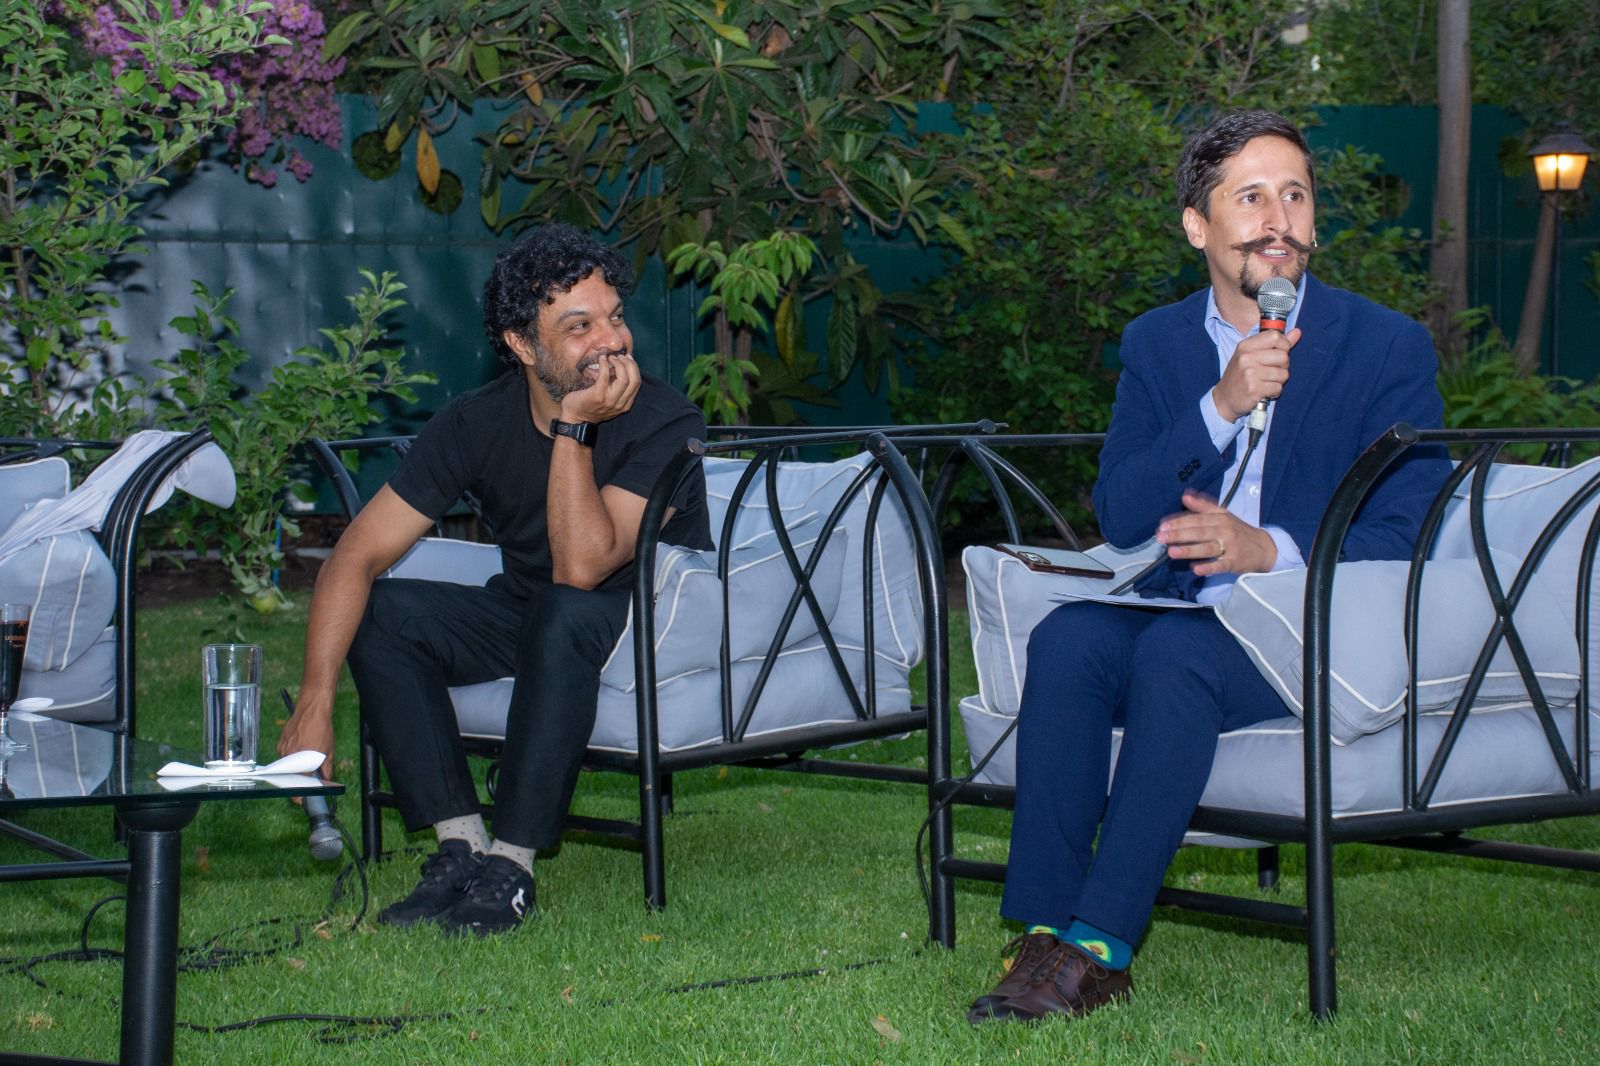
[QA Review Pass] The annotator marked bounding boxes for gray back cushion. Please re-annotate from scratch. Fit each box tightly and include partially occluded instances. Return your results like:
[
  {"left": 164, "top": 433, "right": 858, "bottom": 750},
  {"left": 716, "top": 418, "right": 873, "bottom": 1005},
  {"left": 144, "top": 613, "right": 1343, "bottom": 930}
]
[
  {"left": 0, "top": 457, "right": 71, "bottom": 534},
  {"left": 704, "top": 453, "right": 924, "bottom": 671},
  {"left": 599, "top": 519, "right": 848, "bottom": 692},
  {"left": 1216, "top": 549, "right": 1579, "bottom": 744},
  {"left": 962, "top": 540, "right": 1160, "bottom": 718}
]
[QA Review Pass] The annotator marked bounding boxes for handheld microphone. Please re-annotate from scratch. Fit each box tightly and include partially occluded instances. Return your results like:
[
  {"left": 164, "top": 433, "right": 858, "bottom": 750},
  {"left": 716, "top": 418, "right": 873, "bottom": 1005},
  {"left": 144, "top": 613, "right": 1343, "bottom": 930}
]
[
  {"left": 280, "top": 688, "right": 344, "bottom": 861},
  {"left": 1249, "top": 276, "right": 1298, "bottom": 439}
]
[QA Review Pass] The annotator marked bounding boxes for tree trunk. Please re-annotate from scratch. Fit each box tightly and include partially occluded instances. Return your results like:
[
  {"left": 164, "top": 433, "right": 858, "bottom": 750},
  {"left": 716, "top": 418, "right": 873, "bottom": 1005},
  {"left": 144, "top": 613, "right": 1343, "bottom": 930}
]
[
  {"left": 1429, "top": 0, "right": 1471, "bottom": 362},
  {"left": 1513, "top": 194, "right": 1557, "bottom": 375}
]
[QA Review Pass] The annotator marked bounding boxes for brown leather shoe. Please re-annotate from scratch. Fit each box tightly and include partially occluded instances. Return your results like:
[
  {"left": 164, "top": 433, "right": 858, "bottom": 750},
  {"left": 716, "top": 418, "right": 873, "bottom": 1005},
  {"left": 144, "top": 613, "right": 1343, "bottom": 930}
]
[
  {"left": 965, "top": 931, "right": 1062, "bottom": 1022},
  {"left": 984, "top": 941, "right": 1132, "bottom": 1023}
]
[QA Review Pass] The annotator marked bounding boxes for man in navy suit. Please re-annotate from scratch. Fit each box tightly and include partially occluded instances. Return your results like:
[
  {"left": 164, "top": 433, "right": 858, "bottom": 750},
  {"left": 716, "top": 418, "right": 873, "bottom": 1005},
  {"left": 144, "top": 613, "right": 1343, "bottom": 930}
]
[{"left": 967, "top": 110, "right": 1450, "bottom": 1023}]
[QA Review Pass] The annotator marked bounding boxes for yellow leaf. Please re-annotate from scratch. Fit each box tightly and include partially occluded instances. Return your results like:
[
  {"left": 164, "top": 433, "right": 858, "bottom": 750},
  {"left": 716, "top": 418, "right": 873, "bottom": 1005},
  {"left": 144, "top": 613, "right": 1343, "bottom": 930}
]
[
  {"left": 520, "top": 74, "right": 543, "bottom": 105},
  {"left": 640, "top": 933, "right": 662, "bottom": 943},
  {"left": 384, "top": 119, "right": 408, "bottom": 153},
  {"left": 870, "top": 1014, "right": 902, "bottom": 1043},
  {"left": 416, "top": 127, "right": 440, "bottom": 195}
]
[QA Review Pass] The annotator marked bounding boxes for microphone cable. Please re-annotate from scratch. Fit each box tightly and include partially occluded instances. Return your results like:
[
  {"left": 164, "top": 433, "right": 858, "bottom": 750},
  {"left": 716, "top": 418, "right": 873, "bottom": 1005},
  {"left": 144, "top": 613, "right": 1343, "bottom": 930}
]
[
  {"left": 917, "top": 399, "right": 1271, "bottom": 921},
  {"left": 1110, "top": 274, "right": 1294, "bottom": 598},
  {"left": 1104, "top": 430, "right": 1261, "bottom": 596}
]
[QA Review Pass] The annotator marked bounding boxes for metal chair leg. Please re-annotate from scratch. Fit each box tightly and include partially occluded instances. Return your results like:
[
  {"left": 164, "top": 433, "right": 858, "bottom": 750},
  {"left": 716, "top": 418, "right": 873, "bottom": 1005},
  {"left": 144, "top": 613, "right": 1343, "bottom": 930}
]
[
  {"left": 1256, "top": 845, "right": 1280, "bottom": 891},
  {"left": 360, "top": 722, "right": 382, "bottom": 862}
]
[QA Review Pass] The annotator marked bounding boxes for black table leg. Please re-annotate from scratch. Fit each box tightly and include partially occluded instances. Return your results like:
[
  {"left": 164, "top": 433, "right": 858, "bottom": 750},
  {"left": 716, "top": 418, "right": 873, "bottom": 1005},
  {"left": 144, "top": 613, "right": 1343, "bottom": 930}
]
[{"left": 115, "top": 803, "right": 198, "bottom": 1066}]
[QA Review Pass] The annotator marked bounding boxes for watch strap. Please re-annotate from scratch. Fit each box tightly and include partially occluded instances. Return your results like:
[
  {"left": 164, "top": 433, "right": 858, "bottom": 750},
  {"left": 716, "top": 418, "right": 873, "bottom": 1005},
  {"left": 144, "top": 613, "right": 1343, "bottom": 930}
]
[{"left": 550, "top": 418, "right": 597, "bottom": 447}]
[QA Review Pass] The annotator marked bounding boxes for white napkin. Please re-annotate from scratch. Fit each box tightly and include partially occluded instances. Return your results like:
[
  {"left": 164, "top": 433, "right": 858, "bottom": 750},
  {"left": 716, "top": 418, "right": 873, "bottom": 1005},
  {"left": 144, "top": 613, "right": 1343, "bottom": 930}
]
[
  {"left": 156, "top": 750, "right": 326, "bottom": 779},
  {"left": 157, "top": 772, "right": 324, "bottom": 793}
]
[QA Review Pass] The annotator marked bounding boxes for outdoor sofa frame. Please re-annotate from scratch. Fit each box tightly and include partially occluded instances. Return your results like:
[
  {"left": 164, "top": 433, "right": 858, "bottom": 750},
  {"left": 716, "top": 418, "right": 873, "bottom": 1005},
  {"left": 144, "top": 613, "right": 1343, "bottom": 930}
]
[
  {"left": 307, "top": 424, "right": 968, "bottom": 909},
  {"left": 913, "top": 425, "right": 1600, "bottom": 1019},
  {"left": 0, "top": 429, "right": 218, "bottom": 878}
]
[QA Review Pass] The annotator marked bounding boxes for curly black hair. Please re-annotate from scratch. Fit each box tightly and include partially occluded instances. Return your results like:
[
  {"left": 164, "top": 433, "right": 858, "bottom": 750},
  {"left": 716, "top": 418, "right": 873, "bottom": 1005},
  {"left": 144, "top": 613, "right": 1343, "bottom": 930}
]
[
  {"left": 1176, "top": 110, "right": 1315, "bottom": 218},
  {"left": 482, "top": 223, "right": 635, "bottom": 368}
]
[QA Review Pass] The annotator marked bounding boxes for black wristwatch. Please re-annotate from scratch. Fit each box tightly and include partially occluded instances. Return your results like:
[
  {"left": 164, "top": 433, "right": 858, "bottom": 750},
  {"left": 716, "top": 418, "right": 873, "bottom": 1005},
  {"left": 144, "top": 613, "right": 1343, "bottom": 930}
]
[{"left": 549, "top": 418, "right": 597, "bottom": 447}]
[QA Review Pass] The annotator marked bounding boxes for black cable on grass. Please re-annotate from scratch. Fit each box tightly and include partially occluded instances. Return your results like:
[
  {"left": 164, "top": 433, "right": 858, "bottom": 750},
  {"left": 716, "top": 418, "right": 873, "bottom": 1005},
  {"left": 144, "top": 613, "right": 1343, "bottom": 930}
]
[
  {"left": 10, "top": 808, "right": 908, "bottom": 1046},
  {"left": 178, "top": 1006, "right": 493, "bottom": 1045},
  {"left": 914, "top": 714, "right": 1020, "bottom": 943},
  {"left": 664, "top": 955, "right": 895, "bottom": 995},
  {"left": 3, "top": 811, "right": 388, "bottom": 1041}
]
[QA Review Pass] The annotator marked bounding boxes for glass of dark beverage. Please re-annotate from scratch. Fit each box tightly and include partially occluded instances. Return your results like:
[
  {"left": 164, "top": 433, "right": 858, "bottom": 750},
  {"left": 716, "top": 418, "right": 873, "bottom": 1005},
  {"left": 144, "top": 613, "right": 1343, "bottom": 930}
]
[{"left": 0, "top": 603, "right": 30, "bottom": 754}]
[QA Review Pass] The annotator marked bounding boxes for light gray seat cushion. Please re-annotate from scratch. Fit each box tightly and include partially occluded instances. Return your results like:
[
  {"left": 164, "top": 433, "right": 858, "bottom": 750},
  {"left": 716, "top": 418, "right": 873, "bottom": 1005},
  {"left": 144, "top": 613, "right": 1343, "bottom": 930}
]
[
  {"left": 0, "top": 459, "right": 118, "bottom": 724},
  {"left": 960, "top": 694, "right": 1600, "bottom": 829},
  {"left": 385, "top": 452, "right": 926, "bottom": 754},
  {"left": 958, "top": 454, "right": 1600, "bottom": 844}
]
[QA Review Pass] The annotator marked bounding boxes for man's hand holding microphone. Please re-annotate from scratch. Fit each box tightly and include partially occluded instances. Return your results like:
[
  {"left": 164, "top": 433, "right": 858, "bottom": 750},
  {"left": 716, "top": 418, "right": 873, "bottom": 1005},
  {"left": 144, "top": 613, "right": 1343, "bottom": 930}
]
[{"left": 1163, "top": 276, "right": 1301, "bottom": 578}]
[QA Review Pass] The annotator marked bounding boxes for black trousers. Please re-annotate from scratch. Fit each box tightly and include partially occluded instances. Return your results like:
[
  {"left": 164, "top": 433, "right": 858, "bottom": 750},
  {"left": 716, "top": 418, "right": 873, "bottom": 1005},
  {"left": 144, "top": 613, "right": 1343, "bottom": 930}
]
[{"left": 346, "top": 576, "right": 632, "bottom": 850}]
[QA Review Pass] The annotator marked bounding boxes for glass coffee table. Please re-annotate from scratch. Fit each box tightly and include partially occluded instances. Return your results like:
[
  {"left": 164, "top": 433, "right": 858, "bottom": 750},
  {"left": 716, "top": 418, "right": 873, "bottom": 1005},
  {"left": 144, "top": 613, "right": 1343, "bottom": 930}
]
[{"left": 0, "top": 715, "right": 342, "bottom": 1066}]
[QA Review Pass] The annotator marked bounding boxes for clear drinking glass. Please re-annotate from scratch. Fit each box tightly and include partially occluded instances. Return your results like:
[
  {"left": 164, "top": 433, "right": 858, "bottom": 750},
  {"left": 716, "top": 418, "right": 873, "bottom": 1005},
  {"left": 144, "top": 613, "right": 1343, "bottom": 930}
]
[
  {"left": 0, "top": 603, "right": 30, "bottom": 754},
  {"left": 201, "top": 643, "right": 262, "bottom": 771}
]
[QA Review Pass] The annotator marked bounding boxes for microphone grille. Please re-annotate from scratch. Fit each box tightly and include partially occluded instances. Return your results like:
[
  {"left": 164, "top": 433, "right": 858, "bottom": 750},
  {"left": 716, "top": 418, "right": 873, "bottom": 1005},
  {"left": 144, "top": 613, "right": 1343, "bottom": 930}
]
[
  {"left": 308, "top": 825, "right": 344, "bottom": 862},
  {"left": 1256, "top": 276, "right": 1297, "bottom": 318}
]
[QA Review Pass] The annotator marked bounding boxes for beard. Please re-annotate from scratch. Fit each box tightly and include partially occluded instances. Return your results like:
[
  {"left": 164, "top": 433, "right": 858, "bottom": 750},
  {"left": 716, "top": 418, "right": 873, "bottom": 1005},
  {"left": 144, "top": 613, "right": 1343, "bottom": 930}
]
[
  {"left": 1232, "top": 234, "right": 1313, "bottom": 299},
  {"left": 529, "top": 339, "right": 623, "bottom": 402},
  {"left": 530, "top": 341, "right": 590, "bottom": 403}
]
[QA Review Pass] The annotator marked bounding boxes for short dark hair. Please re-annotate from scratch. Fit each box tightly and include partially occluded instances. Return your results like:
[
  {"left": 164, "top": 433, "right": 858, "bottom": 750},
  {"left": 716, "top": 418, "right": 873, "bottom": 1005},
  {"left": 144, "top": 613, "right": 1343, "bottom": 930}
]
[
  {"left": 482, "top": 223, "right": 634, "bottom": 368},
  {"left": 1176, "top": 110, "right": 1315, "bottom": 217}
]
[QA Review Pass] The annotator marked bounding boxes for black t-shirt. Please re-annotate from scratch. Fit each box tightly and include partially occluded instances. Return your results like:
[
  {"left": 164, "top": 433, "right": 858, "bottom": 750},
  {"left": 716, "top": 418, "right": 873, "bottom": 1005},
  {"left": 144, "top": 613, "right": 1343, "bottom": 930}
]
[{"left": 388, "top": 369, "right": 712, "bottom": 597}]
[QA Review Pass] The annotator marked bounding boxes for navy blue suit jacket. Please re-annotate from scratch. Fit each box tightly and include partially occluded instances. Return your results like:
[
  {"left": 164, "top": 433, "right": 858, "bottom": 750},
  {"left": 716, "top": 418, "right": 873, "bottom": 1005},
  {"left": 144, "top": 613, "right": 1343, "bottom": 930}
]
[{"left": 1093, "top": 274, "right": 1450, "bottom": 601}]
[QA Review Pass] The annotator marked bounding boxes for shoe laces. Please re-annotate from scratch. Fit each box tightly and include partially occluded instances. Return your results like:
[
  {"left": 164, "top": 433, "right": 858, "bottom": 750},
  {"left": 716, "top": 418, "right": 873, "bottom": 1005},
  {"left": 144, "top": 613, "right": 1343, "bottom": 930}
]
[
  {"left": 418, "top": 843, "right": 476, "bottom": 889},
  {"left": 1037, "top": 941, "right": 1110, "bottom": 992},
  {"left": 464, "top": 856, "right": 525, "bottom": 904},
  {"left": 1002, "top": 932, "right": 1058, "bottom": 974}
]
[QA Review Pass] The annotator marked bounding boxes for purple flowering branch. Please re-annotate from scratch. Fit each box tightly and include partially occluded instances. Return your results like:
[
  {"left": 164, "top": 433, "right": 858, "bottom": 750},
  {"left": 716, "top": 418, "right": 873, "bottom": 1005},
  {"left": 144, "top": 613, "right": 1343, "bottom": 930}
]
[{"left": 70, "top": 0, "right": 345, "bottom": 186}]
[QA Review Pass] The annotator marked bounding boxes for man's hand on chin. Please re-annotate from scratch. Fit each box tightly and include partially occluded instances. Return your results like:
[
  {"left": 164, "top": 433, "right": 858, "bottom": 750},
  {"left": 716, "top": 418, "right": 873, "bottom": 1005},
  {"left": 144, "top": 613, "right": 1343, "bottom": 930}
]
[
  {"left": 562, "top": 351, "right": 641, "bottom": 424},
  {"left": 1155, "top": 490, "right": 1277, "bottom": 577}
]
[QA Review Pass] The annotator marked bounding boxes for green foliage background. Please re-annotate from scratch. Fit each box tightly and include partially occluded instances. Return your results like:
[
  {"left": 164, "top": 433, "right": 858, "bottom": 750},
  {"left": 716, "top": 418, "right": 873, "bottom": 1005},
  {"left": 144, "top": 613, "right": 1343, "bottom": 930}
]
[{"left": 892, "top": 1, "right": 1438, "bottom": 535}]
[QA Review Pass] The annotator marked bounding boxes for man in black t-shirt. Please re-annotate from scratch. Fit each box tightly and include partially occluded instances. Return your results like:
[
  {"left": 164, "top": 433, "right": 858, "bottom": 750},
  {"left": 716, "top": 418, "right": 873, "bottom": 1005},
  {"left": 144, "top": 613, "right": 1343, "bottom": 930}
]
[{"left": 278, "top": 224, "right": 710, "bottom": 936}]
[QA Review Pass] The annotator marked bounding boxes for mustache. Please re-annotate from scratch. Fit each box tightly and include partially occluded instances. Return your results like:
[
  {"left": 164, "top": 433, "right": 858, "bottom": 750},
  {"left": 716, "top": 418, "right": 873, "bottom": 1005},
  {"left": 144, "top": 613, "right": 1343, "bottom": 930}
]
[{"left": 1232, "top": 234, "right": 1314, "bottom": 256}]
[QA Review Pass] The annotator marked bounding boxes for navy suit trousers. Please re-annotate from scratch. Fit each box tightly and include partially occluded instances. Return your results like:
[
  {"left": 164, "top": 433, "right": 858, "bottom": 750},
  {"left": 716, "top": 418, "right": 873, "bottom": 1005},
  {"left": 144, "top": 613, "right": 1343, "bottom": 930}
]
[
  {"left": 1000, "top": 600, "right": 1287, "bottom": 944},
  {"left": 346, "top": 576, "right": 631, "bottom": 850}
]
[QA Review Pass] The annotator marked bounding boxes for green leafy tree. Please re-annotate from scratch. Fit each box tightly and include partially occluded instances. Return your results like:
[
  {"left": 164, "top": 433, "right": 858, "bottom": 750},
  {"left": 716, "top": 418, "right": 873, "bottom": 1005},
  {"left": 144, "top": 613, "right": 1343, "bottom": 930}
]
[
  {"left": 897, "top": 0, "right": 1320, "bottom": 533},
  {"left": 1309, "top": 145, "right": 1441, "bottom": 321},
  {"left": 1309, "top": 0, "right": 1600, "bottom": 377},
  {"left": 0, "top": 0, "right": 274, "bottom": 436},
  {"left": 667, "top": 230, "right": 827, "bottom": 424},
  {"left": 1310, "top": 0, "right": 1600, "bottom": 130},
  {"left": 323, "top": 0, "right": 1001, "bottom": 419},
  {"left": 150, "top": 272, "right": 434, "bottom": 609}
]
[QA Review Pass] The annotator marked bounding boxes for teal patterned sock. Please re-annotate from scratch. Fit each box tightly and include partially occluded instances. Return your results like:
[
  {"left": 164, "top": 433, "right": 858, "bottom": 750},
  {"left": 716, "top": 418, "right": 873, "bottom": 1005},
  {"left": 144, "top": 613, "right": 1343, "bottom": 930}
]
[{"left": 1064, "top": 918, "right": 1132, "bottom": 970}]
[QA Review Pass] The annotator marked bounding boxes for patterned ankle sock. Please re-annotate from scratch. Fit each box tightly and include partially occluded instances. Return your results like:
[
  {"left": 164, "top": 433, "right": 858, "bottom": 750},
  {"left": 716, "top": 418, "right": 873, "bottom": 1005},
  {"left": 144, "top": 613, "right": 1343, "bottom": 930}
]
[
  {"left": 1026, "top": 924, "right": 1063, "bottom": 938},
  {"left": 486, "top": 839, "right": 536, "bottom": 876},
  {"left": 1063, "top": 919, "right": 1132, "bottom": 970},
  {"left": 434, "top": 815, "right": 489, "bottom": 854}
]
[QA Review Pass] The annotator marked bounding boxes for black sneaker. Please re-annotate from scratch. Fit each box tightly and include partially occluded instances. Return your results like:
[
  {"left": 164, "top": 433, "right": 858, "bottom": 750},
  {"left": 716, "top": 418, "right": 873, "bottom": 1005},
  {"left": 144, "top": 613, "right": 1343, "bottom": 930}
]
[
  {"left": 377, "top": 839, "right": 484, "bottom": 927},
  {"left": 439, "top": 855, "right": 536, "bottom": 937}
]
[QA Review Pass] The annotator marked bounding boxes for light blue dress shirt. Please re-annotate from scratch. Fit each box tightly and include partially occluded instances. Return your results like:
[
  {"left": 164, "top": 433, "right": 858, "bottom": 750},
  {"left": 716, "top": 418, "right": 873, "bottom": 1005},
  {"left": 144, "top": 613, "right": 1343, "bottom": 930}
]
[{"left": 1194, "top": 275, "right": 1308, "bottom": 606}]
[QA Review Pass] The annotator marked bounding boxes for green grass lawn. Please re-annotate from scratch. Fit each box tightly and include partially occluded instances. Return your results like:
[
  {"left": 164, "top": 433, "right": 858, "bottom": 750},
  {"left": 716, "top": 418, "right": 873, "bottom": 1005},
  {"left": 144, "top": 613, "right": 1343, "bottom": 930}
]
[{"left": 3, "top": 596, "right": 1598, "bottom": 1063}]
